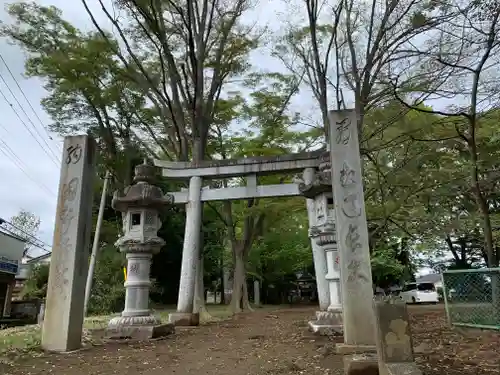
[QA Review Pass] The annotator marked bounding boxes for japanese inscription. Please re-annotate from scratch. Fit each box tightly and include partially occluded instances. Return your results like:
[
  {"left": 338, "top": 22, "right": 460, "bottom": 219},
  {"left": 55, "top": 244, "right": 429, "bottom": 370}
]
[
  {"left": 345, "top": 224, "right": 362, "bottom": 253},
  {"left": 347, "top": 259, "right": 368, "bottom": 282},
  {"left": 66, "top": 144, "right": 82, "bottom": 164},
  {"left": 53, "top": 176, "right": 80, "bottom": 300},
  {"left": 339, "top": 162, "right": 362, "bottom": 218},
  {"left": 336, "top": 117, "right": 351, "bottom": 145},
  {"left": 129, "top": 263, "right": 140, "bottom": 276},
  {"left": 340, "top": 162, "right": 356, "bottom": 187}
]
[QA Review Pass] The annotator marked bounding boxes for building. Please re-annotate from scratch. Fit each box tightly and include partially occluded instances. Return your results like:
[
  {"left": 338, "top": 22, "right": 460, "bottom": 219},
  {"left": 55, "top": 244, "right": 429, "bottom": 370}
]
[{"left": 0, "top": 230, "right": 26, "bottom": 317}]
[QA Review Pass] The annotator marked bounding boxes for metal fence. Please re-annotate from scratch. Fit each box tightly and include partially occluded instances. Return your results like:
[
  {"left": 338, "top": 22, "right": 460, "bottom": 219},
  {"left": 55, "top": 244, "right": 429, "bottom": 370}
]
[{"left": 442, "top": 268, "right": 500, "bottom": 330}]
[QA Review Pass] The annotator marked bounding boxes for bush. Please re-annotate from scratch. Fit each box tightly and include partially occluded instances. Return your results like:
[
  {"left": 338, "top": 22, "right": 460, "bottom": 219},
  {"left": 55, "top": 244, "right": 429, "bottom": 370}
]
[
  {"left": 87, "top": 245, "right": 126, "bottom": 315},
  {"left": 20, "top": 246, "right": 125, "bottom": 316},
  {"left": 21, "top": 264, "right": 49, "bottom": 299}
]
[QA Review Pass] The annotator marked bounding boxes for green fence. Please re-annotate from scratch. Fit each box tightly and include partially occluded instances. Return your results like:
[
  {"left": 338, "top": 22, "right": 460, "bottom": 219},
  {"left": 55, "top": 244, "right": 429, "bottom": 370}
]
[{"left": 442, "top": 268, "right": 500, "bottom": 330}]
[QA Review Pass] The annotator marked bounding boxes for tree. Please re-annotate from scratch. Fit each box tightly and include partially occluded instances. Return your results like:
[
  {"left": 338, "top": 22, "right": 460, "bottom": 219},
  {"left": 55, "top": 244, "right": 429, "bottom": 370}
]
[
  {"left": 208, "top": 73, "right": 318, "bottom": 313},
  {"left": 7, "top": 209, "right": 41, "bottom": 256},
  {"left": 392, "top": 2, "right": 500, "bottom": 267}
]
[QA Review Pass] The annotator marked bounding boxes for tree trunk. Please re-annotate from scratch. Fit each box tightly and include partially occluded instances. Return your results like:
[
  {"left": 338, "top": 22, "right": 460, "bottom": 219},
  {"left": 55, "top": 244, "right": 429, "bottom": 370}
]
[
  {"left": 220, "top": 253, "right": 225, "bottom": 304},
  {"left": 193, "top": 255, "right": 213, "bottom": 321},
  {"left": 230, "top": 248, "right": 246, "bottom": 313}
]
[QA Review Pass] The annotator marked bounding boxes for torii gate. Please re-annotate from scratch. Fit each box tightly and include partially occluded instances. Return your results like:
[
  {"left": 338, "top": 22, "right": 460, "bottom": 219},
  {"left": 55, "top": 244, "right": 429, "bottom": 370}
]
[
  {"left": 153, "top": 150, "right": 337, "bottom": 328},
  {"left": 153, "top": 109, "right": 377, "bottom": 346}
]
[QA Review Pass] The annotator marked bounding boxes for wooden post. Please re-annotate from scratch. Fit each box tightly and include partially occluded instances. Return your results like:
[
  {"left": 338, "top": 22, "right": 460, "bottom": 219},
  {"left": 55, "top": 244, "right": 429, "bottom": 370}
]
[{"left": 42, "top": 135, "right": 96, "bottom": 352}]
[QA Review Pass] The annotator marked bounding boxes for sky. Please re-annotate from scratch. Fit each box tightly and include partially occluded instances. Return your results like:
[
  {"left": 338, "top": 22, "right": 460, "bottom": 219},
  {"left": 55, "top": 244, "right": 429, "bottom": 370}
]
[{"left": 0, "top": 0, "right": 434, "bottom": 275}]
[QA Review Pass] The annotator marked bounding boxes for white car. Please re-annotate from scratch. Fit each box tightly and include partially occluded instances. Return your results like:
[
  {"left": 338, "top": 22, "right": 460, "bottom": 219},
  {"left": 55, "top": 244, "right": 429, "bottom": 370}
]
[{"left": 399, "top": 282, "right": 439, "bottom": 304}]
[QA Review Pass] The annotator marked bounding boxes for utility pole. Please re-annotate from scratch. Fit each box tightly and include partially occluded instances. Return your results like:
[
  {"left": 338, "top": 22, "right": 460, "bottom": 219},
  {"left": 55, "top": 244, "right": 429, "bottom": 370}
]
[{"left": 83, "top": 171, "right": 111, "bottom": 317}]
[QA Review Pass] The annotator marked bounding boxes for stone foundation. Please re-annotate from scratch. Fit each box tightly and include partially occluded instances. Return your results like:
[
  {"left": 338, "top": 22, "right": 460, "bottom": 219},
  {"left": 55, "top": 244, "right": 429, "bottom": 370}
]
[
  {"left": 168, "top": 312, "right": 200, "bottom": 326},
  {"left": 336, "top": 344, "right": 377, "bottom": 355},
  {"left": 106, "top": 315, "right": 174, "bottom": 340},
  {"left": 343, "top": 353, "right": 379, "bottom": 375},
  {"left": 308, "top": 310, "right": 343, "bottom": 336}
]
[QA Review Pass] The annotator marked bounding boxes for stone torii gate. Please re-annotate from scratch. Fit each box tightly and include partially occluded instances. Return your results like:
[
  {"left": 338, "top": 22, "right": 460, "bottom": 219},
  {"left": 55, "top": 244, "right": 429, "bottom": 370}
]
[
  {"left": 155, "top": 110, "right": 378, "bottom": 368},
  {"left": 41, "top": 109, "right": 378, "bottom": 373},
  {"left": 153, "top": 150, "right": 340, "bottom": 329}
]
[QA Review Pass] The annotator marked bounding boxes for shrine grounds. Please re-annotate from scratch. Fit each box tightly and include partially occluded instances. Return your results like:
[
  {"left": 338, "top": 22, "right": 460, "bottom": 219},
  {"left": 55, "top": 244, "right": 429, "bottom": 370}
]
[{"left": 0, "top": 304, "right": 498, "bottom": 375}]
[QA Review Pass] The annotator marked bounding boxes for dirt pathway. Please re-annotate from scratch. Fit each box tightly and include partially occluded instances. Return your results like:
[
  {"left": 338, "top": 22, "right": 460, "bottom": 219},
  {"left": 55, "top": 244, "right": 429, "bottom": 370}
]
[{"left": 0, "top": 307, "right": 336, "bottom": 375}]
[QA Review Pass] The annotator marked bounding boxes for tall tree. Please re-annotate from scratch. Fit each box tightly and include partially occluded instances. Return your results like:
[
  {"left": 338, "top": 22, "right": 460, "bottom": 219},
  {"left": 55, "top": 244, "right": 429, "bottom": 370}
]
[
  {"left": 392, "top": 2, "right": 500, "bottom": 267},
  {"left": 6, "top": 209, "right": 41, "bottom": 256}
]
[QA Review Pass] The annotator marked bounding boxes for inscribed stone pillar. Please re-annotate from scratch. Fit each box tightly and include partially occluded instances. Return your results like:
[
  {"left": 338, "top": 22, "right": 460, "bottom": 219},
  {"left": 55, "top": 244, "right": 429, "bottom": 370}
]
[
  {"left": 106, "top": 161, "right": 174, "bottom": 340},
  {"left": 169, "top": 175, "right": 203, "bottom": 326},
  {"left": 303, "top": 167, "right": 330, "bottom": 311},
  {"left": 42, "top": 135, "right": 96, "bottom": 352},
  {"left": 328, "top": 109, "right": 377, "bottom": 350}
]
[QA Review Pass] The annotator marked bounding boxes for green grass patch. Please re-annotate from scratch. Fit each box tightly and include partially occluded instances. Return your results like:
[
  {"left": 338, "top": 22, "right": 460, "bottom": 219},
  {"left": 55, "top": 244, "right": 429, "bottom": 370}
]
[{"left": 0, "top": 304, "right": 262, "bottom": 357}]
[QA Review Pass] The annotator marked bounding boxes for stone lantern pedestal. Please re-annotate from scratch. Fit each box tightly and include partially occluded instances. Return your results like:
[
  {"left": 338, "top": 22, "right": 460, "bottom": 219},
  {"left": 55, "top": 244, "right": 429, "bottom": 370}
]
[
  {"left": 298, "top": 151, "right": 343, "bottom": 336},
  {"left": 106, "top": 161, "right": 174, "bottom": 340},
  {"left": 309, "top": 219, "right": 343, "bottom": 335}
]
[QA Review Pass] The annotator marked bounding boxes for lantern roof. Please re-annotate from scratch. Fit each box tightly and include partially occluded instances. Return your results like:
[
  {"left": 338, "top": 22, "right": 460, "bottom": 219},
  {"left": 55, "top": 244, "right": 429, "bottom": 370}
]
[{"left": 112, "top": 160, "right": 173, "bottom": 212}]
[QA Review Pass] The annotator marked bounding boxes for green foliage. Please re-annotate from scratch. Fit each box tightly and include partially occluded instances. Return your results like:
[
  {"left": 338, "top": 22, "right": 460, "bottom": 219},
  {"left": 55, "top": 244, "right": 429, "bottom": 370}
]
[
  {"left": 21, "top": 264, "right": 49, "bottom": 299},
  {"left": 87, "top": 245, "right": 126, "bottom": 316}
]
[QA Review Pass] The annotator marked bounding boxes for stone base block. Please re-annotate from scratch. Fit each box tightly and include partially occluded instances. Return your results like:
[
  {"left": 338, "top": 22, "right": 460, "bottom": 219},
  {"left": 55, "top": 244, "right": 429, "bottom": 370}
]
[
  {"left": 308, "top": 310, "right": 343, "bottom": 336},
  {"left": 308, "top": 320, "right": 343, "bottom": 336},
  {"left": 106, "top": 323, "right": 174, "bottom": 340},
  {"left": 168, "top": 312, "right": 200, "bottom": 326},
  {"left": 344, "top": 353, "right": 379, "bottom": 375},
  {"left": 336, "top": 344, "right": 377, "bottom": 355},
  {"left": 383, "top": 363, "right": 423, "bottom": 375}
]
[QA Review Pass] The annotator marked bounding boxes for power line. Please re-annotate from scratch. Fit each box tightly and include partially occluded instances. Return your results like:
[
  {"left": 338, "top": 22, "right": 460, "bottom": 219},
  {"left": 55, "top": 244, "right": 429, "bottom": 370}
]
[
  {"left": 0, "top": 218, "right": 52, "bottom": 251},
  {"left": 0, "top": 52, "right": 61, "bottom": 152},
  {"left": 0, "top": 226, "right": 51, "bottom": 256},
  {"left": 0, "top": 137, "right": 57, "bottom": 198},
  {"left": 0, "top": 86, "right": 60, "bottom": 167}
]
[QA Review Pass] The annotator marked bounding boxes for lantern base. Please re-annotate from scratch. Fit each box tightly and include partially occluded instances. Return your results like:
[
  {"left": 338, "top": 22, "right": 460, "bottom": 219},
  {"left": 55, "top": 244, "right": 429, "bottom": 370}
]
[
  {"left": 106, "top": 315, "right": 174, "bottom": 340},
  {"left": 308, "top": 310, "right": 343, "bottom": 336}
]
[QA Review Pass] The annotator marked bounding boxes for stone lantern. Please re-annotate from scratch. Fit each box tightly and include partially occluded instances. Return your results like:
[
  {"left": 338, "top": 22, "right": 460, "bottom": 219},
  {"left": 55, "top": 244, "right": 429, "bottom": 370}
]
[
  {"left": 106, "top": 160, "right": 174, "bottom": 340},
  {"left": 298, "top": 151, "right": 343, "bottom": 335}
]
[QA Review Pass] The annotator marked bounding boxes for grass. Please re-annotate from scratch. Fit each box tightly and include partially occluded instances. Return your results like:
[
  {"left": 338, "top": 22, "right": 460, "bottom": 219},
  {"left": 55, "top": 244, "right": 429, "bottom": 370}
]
[{"left": 0, "top": 304, "right": 252, "bottom": 357}]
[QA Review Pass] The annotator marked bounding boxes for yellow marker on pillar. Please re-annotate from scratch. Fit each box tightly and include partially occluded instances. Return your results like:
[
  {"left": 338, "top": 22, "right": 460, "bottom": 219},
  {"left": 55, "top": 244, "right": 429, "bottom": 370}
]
[{"left": 123, "top": 267, "right": 127, "bottom": 281}]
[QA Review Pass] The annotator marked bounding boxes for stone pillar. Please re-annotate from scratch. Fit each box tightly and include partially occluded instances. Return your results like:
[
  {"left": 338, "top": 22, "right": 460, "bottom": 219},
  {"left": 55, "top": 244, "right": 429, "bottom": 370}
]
[
  {"left": 169, "top": 176, "right": 203, "bottom": 326},
  {"left": 106, "top": 161, "right": 174, "bottom": 340},
  {"left": 42, "top": 135, "right": 96, "bottom": 352},
  {"left": 328, "top": 109, "right": 378, "bottom": 372},
  {"left": 303, "top": 167, "right": 329, "bottom": 311},
  {"left": 254, "top": 280, "right": 261, "bottom": 306}
]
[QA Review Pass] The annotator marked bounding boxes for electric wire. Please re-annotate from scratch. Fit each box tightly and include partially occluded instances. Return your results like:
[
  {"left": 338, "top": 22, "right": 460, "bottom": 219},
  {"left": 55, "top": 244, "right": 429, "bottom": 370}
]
[
  {"left": 0, "top": 139, "right": 56, "bottom": 198},
  {"left": 0, "top": 78, "right": 60, "bottom": 166},
  {"left": 0, "top": 218, "right": 52, "bottom": 255},
  {"left": 0, "top": 52, "right": 61, "bottom": 152}
]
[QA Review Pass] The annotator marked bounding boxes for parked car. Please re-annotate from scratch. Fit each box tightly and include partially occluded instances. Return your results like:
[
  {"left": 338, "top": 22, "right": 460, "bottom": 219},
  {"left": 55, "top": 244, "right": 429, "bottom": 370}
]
[{"left": 399, "top": 282, "right": 439, "bottom": 304}]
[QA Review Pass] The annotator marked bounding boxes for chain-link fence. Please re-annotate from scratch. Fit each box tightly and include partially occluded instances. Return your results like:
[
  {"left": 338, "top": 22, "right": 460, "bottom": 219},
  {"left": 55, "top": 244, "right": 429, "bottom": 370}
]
[{"left": 442, "top": 268, "right": 500, "bottom": 330}]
